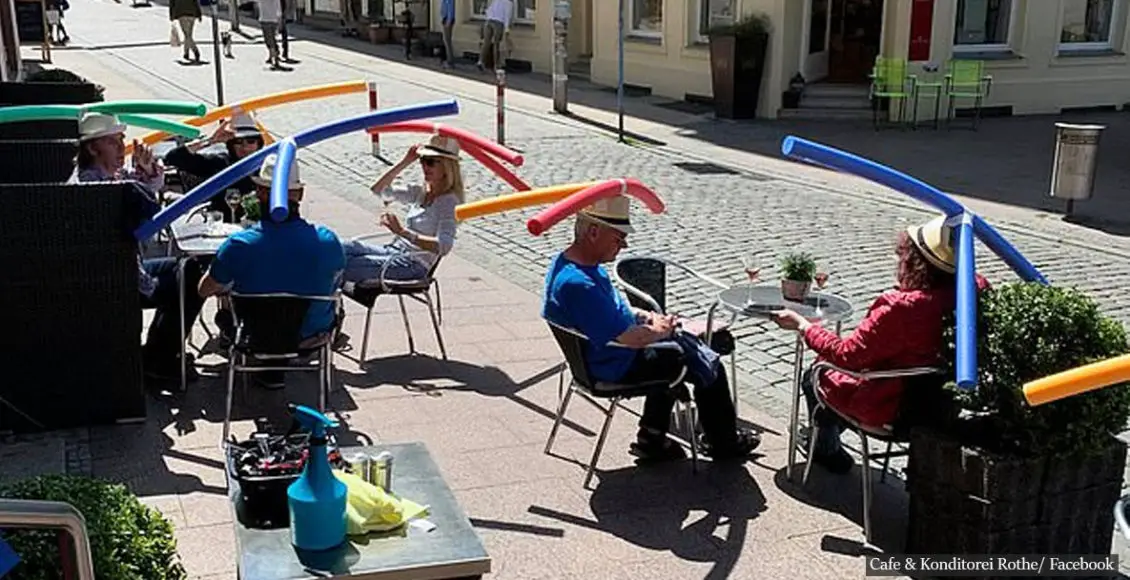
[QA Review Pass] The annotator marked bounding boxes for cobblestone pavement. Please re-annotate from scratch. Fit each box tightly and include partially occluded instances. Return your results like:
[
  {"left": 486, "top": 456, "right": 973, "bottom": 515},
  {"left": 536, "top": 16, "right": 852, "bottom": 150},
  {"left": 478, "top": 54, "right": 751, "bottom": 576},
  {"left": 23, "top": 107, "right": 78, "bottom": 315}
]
[{"left": 56, "top": 0, "right": 1130, "bottom": 422}]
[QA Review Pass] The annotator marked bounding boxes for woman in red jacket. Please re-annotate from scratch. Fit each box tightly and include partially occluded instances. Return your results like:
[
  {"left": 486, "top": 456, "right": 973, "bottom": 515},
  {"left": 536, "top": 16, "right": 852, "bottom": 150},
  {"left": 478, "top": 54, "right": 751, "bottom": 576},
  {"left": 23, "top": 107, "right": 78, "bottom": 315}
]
[{"left": 771, "top": 216, "right": 989, "bottom": 474}]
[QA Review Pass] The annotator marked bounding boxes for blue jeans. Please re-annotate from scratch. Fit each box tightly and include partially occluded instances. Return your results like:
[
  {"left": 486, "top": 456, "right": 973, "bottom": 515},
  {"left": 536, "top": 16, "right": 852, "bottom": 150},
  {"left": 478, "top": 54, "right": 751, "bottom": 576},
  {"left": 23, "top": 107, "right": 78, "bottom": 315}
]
[
  {"left": 802, "top": 368, "right": 846, "bottom": 455},
  {"left": 342, "top": 240, "right": 429, "bottom": 283}
]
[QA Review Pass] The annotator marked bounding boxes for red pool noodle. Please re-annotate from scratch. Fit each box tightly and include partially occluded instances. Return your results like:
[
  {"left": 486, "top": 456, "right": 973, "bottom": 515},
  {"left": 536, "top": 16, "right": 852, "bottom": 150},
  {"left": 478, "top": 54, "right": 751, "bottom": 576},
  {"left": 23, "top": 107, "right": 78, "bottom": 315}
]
[
  {"left": 367, "top": 121, "right": 524, "bottom": 166},
  {"left": 462, "top": 140, "right": 531, "bottom": 192},
  {"left": 526, "top": 178, "right": 665, "bottom": 236}
]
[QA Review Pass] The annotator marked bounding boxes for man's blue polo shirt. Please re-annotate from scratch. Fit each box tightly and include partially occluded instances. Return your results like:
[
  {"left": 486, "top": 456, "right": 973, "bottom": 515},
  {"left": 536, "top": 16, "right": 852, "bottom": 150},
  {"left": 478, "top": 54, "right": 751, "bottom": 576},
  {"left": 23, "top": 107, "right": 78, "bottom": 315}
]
[
  {"left": 209, "top": 217, "right": 345, "bottom": 339},
  {"left": 542, "top": 252, "right": 637, "bottom": 382}
]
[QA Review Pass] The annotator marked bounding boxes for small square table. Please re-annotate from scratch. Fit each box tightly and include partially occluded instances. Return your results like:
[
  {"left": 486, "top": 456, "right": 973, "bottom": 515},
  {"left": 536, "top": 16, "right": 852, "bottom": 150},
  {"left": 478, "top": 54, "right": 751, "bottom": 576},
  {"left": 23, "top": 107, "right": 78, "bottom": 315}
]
[{"left": 229, "top": 441, "right": 491, "bottom": 580}]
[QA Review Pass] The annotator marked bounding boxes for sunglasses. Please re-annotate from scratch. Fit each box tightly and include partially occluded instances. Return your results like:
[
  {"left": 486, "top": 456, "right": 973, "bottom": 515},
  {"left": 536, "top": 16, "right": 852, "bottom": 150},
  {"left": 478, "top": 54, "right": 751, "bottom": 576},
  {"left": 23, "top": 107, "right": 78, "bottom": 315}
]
[
  {"left": 231, "top": 137, "right": 260, "bottom": 146},
  {"left": 420, "top": 157, "right": 439, "bottom": 167}
]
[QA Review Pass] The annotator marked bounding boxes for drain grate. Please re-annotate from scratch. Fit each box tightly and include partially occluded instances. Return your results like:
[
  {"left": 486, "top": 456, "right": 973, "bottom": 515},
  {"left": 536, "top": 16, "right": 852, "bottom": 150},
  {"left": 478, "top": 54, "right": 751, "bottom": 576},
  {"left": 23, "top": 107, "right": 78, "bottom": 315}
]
[{"left": 673, "top": 161, "right": 740, "bottom": 175}]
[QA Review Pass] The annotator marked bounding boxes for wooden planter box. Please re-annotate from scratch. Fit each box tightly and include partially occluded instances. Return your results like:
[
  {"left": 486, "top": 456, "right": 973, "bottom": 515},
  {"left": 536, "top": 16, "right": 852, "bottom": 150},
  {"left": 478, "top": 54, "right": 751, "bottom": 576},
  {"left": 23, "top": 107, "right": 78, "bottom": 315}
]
[
  {"left": 906, "top": 427, "right": 1125, "bottom": 565},
  {"left": 708, "top": 32, "right": 768, "bottom": 119}
]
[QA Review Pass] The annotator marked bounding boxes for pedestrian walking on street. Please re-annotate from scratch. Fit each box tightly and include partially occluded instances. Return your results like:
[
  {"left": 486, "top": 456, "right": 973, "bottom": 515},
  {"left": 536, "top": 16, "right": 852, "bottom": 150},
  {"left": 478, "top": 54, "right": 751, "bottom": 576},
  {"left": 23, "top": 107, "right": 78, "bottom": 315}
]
[
  {"left": 476, "top": 0, "right": 512, "bottom": 71},
  {"left": 45, "top": 0, "right": 69, "bottom": 45},
  {"left": 279, "top": 0, "right": 296, "bottom": 62},
  {"left": 439, "top": 0, "right": 455, "bottom": 69},
  {"left": 169, "top": 0, "right": 202, "bottom": 63},
  {"left": 257, "top": 0, "right": 284, "bottom": 69},
  {"left": 338, "top": 0, "right": 360, "bottom": 36}
]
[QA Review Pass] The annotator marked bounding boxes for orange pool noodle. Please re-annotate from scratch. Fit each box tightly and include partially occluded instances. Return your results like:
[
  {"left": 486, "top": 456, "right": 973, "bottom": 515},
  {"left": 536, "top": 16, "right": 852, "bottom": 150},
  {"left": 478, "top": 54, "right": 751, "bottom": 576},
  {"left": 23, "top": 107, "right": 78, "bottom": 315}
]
[
  {"left": 1023, "top": 353, "right": 1130, "bottom": 406},
  {"left": 455, "top": 182, "right": 601, "bottom": 222}
]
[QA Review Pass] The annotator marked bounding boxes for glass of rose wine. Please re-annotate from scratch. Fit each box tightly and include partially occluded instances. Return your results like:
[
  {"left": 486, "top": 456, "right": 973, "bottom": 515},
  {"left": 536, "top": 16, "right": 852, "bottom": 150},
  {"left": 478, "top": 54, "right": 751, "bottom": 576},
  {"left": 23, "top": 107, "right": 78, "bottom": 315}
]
[
  {"left": 813, "top": 271, "right": 830, "bottom": 316},
  {"left": 740, "top": 254, "right": 760, "bottom": 307}
]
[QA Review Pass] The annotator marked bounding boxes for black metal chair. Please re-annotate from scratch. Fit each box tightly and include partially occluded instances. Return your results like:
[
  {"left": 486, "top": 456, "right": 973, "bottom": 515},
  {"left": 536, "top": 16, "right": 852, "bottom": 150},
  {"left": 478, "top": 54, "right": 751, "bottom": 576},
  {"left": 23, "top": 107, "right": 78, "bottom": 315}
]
[
  {"left": 799, "top": 362, "right": 950, "bottom": 545},
  {"left": 543, "top": 320, "right": 699, "bottom": 490},
  {"left": 611, "top": 255, "right": 739, "bottom": 410},
  {"left": 221, "top": 292, "right": 340, "bottom": 446},
  {"left": 341, "top": 237, "right": 446, "bottom": 362}
]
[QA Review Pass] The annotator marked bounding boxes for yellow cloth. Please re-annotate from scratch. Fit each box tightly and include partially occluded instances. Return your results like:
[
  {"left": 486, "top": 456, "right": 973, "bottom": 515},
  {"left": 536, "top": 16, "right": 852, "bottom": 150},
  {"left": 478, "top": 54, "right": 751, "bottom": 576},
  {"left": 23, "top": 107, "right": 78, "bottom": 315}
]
[{"left": 332, "top": 470, "right": 429, "bottom": 535}]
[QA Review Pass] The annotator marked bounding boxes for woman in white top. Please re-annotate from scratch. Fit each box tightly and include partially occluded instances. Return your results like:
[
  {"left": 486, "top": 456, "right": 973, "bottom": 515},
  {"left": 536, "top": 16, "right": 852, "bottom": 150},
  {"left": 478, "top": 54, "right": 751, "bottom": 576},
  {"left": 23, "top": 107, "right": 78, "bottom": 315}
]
[{"left": 343, "top": 135, "right": 464, "bottom": 283}]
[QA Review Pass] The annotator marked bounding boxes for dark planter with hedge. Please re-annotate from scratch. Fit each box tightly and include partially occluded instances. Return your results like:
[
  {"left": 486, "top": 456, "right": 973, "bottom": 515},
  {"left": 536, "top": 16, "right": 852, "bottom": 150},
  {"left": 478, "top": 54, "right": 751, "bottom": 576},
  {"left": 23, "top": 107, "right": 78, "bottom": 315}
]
[
  {"left": 0, "top": 68, "right": 104, "bottom": 141},
  {"left": 707, "top": 14, "right": 770, "bottom": 120},
  {"left": 906, "top": 283, "right": 1130, "bottom": 567}
]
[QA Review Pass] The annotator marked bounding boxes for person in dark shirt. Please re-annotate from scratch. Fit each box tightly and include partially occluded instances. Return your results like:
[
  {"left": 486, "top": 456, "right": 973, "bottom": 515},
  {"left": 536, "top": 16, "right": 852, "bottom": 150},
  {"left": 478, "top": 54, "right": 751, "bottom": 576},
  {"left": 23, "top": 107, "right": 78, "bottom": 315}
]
[{"left": 163, "top": 111, "right": 265, "bottom": 222}]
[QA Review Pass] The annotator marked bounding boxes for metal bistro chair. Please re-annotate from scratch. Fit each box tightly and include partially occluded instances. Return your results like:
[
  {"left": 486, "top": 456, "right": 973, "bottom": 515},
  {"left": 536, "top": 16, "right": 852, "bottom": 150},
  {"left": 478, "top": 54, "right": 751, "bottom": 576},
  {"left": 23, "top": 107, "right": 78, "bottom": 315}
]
[
  {"left": 221, "top": 292, "right": 340, "bottom": 446},
  {"left": 798, "top": 361, "right": 949, "bottom": 545},
  {"left": 341, "top": 237, "right": 446, "bottom": 362},
  {"left": 611, "top": 255, "right": 739, "bottom": 411},
  {"left": 943, "top": 59, "right": 993, "bottom": 130},
  {"left": 544, "top": 320, "right": 699, "bottom": 490}
]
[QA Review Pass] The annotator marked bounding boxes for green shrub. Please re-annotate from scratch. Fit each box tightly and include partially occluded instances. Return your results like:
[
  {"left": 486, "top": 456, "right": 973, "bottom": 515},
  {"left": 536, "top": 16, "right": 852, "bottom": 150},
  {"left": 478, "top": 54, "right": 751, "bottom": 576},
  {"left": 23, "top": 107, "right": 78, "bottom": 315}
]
[
  {"left": 0, "top": 475, "right": 185, "bottom": 580},
  {"left": 241, "top": 194, "right": 261, "bottom": 221},
  {"left": 779, "top": 252, "right": 817, "bottom": 282},
  {"left": 708, "top": 12, "right": 771, "bottom": 38},
  {"left": 944, "top": 282, "right": 1130, "bottom": 457},
  {"left": 23, "top": 69, "right": 105, "bottom": 101}
]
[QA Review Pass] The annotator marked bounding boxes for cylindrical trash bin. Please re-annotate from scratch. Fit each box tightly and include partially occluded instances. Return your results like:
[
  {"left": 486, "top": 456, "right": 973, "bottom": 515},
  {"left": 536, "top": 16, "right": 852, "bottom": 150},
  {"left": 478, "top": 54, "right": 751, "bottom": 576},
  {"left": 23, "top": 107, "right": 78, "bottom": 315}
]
[{"left": 1050, "top": 123, "right": 1104, "bottom": 214}]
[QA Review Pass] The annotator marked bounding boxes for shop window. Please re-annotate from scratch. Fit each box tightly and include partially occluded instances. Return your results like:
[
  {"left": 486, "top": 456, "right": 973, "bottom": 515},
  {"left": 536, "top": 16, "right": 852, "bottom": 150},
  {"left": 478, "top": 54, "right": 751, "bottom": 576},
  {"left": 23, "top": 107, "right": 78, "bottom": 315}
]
[
  {"left": 471, "top": 0, "right": 536, "bottom": 24},
  {"left": 693, "top": 0, "right": 735, "bottom": 43},
  {"left": 953, "top": 0, "right": 1012, "bottom": 51},
  {"left": 630, "top": 0, "right": 663, "bottom": 38},
  {"left": 1060, "top": 0, "right": 1119, "bottom": 50}
]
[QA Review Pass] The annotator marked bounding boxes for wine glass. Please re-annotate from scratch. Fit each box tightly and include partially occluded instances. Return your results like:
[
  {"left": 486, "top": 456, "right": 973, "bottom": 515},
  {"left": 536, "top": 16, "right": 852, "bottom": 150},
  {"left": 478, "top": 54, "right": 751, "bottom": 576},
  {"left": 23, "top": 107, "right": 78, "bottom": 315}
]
[
  {"left": 380, "top": 188, "right": 396, "bottom": 207},
  {"left": 813, "top": 271, "right": 830, "bottom": 316},
  {"left": 224, "top": 189, "right": 242, "bottom": 224},
  {"left": 739, "top": 254, "right": 760, "bottom": 307}
]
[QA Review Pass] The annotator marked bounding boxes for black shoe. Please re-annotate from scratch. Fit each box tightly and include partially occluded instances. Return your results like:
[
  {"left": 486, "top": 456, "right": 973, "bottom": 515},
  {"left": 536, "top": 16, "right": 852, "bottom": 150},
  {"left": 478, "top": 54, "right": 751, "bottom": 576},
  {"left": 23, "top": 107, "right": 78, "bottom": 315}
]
[
  {"left": 252, "top": 369, "right": 286, "bottom": 390},
  {"left": 629, "top": 432, "right": 686, "bottom": 463},
  {"left": 332, "top": 332, "right": 351, "bottom": 352},
  {"left": 813, "top": 448, "right": 854, "bottom": 474},
  {"left": 702, "top": 428, "right": 761, "bottom": 460},
  {"left": 144, "top": 353, "right": 200, "bottom": 385}
]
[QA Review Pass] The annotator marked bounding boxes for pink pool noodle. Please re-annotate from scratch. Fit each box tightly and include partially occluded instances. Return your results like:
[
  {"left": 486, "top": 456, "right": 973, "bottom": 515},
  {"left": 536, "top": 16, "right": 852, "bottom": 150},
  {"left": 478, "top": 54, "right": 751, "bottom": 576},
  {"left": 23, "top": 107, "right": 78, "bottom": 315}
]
[
  {"left": 461, "top": 141, "right": 531, "bottom": 192},
  {"left": 367, "top": 121, "right": 524, "bottom": 166},
  {"left": 526, "top": 178, "right": 665, "bottom": 236}
]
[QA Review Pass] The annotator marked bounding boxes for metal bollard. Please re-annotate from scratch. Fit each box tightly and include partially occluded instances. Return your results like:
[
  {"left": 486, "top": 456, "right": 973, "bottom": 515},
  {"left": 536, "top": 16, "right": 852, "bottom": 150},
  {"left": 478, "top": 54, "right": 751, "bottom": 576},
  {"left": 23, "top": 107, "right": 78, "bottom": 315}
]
[
  {"left": 552, "top": 2, "right": 571, "bottom": 114},
  {"left": 367, "top": 81, "right": 380, "bottom": 156},
  {"left": 1050, "top": 122, "right": 1104, "bottom": 216},
  {"left": 496, "top": 69, "right": 506, "bottom": 146}
]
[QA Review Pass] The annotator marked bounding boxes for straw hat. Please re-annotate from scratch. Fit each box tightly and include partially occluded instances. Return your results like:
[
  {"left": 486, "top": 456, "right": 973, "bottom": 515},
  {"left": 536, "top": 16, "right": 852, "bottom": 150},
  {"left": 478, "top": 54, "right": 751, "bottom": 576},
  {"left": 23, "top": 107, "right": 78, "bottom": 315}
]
[
  {"left": 906, "top": 215, "right": 956, "bottom": 274},
  {"left": 251, "top": 152, "right": 305, "bottom": 192},
  {"left": 229, "top": 111, "right": 263, "bottom": 140},
  {"left": 579, "top": 195, "right": 633, "bottom": 234},
  {"left": 78, "top": 112, "right": 127, "bottom": 142},
  {"left": 417, "top": 135, "right": 460, "bottom": 161}
]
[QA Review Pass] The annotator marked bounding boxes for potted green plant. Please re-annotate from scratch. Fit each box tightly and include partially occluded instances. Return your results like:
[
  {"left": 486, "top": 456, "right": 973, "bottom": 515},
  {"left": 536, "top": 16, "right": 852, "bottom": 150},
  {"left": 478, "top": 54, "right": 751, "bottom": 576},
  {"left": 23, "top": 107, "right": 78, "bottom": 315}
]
[
  {"left": 707, "top": 13, "right": 771, "bottom": 119},
  {"left": 0, "top": 474, "right": 186, "bottom": 579},
  {"left": 906, "top": 283, "right": 1130, "bottom": 556},
  {"left": 779, "top": 252, "right": 816, "bottom": 302},
  {"left": 241, "top": 194, "right": 262, "bottom": 225}
]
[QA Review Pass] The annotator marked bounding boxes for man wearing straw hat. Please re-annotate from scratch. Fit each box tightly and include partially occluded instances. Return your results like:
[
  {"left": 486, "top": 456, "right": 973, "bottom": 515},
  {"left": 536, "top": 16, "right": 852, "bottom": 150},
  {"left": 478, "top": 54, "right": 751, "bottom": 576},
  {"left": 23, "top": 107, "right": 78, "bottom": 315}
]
[
  {"left": 164, "top": 111, "right": 266, "bottom": 222},
  {"left": 69, "top": 112, "right": 208, "bottom": 386},
  {"left": 543, "top": 196, "right": 762, "bottom": 462},
  {"left": 199, "top": 152, "right": 345, "bottom": 389}
]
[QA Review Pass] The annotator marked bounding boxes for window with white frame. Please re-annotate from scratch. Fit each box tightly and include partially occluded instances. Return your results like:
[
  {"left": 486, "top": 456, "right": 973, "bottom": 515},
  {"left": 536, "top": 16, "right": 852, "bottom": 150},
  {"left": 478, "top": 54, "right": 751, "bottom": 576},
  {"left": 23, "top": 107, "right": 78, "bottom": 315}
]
[
  {"left": 630, "top": 0, "right": 663, "bottom": 37},
  {"left": 471, "top": 0, "right": 536, "bottom": 23},
  {"left": 693, "top": 0, "right": 735, "bottom": 42},
  {"left": 1060, "top": 0, "right": 1118, "bottom": 49},
  {"left": 953, "top": 0, "right": 1012, "bottom": 50}
]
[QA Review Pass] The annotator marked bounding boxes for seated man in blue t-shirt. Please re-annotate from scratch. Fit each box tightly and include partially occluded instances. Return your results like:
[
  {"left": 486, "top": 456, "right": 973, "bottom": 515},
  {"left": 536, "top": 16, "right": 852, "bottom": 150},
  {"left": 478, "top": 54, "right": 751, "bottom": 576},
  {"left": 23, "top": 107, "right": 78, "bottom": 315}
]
[
  {"left": 198, "top": 152, "right": 345, "bottom": 389},
  {"left": 542, "top": 196, "right": 760, "bottom": 462}
]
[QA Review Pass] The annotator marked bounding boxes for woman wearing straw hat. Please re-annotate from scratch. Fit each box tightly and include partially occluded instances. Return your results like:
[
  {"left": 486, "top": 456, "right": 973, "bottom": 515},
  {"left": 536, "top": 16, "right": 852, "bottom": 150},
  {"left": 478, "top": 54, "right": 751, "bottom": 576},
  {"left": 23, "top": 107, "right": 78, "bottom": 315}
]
[
  {"left": 164, "top": 111, "right": 266, "bottom": 222},
  {"left": 771, "top": 216, "right": 990, "bottom": 474},
  {"left": 342, "top": 135, "right": 464, "bottom": 284}
]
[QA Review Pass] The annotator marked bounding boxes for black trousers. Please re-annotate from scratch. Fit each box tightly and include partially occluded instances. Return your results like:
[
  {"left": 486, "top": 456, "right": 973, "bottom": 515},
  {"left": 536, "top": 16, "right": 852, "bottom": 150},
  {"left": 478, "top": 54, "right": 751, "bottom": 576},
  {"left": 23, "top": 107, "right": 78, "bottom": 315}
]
[
  {"left": 619, "top": 346, "right": 739, "bottom": 448},
  {"left": 139, "top": 257, "right": 206, "bottom": 364}
]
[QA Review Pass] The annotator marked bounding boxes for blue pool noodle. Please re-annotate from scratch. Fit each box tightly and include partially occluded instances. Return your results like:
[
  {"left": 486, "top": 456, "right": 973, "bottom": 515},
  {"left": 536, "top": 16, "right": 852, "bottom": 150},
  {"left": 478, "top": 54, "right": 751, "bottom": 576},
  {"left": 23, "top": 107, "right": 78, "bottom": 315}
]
[
  {"left": 954, "top": 213, "right": 978, "bottom": 389},
  {"left": 134, "top": 99, "right": 460, "bottom": 241},
  {"left": 779, "top": 136, "right": 1046, "bottom": 284},
  {"left": 270, "top": 138, "right": 298, "bottom": 222}
]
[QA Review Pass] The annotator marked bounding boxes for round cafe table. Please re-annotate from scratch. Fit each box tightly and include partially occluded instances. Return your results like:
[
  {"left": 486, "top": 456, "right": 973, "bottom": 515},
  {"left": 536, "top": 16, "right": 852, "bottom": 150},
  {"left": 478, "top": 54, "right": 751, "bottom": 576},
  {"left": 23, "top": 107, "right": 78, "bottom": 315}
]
[{"left": 704, "top": 283, "right": 853, "bottom": 480}]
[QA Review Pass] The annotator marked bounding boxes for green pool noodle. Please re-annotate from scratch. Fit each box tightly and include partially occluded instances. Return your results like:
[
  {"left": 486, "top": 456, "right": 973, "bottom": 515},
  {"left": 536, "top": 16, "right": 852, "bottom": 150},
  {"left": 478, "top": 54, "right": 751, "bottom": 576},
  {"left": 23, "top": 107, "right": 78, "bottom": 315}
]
[
  {"left": 84, "top": 101, "right": 207, "bottom": 116},
  {"left": 118, "top": 114, "right": 202, "bottom": 138},
  {"left": 0, "top": 105, "right": 81, "bottom": 124}
]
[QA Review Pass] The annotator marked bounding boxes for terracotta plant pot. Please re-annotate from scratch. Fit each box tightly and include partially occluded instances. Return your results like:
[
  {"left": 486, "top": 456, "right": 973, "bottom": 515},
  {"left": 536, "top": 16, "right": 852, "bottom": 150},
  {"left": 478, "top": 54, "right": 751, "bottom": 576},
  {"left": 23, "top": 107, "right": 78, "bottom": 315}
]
[{"left": 781, "top": 279, "right": 810, "bottom": 302}]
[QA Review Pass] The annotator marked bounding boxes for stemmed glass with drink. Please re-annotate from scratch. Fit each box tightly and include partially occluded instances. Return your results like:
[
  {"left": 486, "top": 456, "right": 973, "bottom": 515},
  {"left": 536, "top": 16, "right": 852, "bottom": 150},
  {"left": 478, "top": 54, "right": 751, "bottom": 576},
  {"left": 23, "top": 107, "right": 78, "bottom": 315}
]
[
  {"left": 740, "top": 254, "right": 760, "bottom": 307},
  {"left": 224, "top": 189, "right": 242, "bottom": 224},
  {"left": 813, "top": 271, "right": 830, "bottom": 316}
]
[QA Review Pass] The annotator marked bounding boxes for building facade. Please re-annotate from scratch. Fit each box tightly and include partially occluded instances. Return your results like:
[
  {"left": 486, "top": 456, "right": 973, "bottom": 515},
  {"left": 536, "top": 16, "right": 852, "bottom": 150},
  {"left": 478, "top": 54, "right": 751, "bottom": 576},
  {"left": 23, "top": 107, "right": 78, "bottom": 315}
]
[{"left": 427, "top": 0, "right": 1130, "bottom": 119}]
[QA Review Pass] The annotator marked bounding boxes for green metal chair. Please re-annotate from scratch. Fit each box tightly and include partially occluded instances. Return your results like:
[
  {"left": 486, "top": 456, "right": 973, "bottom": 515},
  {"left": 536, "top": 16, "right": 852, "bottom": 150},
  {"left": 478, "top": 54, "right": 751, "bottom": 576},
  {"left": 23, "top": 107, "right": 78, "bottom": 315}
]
[
  {"left": 944, "top": 59, "right": 993, "bottom": 130},
  {"left": 869, "top": 57, "right": 917, "bottom": 130}
]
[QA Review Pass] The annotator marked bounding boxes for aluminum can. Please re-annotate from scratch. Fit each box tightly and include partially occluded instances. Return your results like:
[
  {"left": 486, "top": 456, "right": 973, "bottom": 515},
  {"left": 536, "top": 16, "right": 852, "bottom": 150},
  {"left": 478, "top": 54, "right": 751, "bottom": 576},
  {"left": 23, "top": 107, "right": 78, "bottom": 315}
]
[{"left": 372, "top": 451, "right": 394, "bottom": 492}]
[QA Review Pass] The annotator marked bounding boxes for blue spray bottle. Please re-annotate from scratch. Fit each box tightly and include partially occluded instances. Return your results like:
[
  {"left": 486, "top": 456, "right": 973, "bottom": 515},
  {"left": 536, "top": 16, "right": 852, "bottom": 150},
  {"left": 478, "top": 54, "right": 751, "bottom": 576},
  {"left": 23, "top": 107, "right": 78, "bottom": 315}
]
[{"left": 287, "top": 404, "right": 347, "bottom": 551}]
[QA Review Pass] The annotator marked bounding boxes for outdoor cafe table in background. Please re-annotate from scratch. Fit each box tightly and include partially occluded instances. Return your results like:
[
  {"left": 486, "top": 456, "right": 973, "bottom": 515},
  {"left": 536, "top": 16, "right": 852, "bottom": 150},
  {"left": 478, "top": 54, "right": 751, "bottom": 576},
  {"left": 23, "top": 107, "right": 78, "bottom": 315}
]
[
  {"left": 704, "top": 284, "right": 852, "bottom": 479},
  {"left": 230, "top": 441, "right": 492, "bottom": 580},
  {"left": 169, "top": 216, "right": 244, "bottom": 391}
]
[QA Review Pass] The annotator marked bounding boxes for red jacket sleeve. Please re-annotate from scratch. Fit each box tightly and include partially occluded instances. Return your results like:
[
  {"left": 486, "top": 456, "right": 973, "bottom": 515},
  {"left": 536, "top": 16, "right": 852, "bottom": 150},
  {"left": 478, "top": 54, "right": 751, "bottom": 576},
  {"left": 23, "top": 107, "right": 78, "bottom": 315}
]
[{"left": 803, "top": 295, "right": 910, "bottom": 371}]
